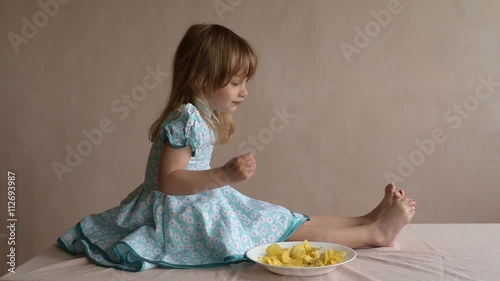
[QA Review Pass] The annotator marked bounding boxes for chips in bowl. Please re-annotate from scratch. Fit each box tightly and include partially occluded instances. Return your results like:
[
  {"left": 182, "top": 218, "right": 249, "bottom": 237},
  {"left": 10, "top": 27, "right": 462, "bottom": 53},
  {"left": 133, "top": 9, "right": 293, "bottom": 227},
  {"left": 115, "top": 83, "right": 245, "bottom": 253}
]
[
  {"left": 259, "top": 240, "right": 346, "bottom": 267},
  {"left": 246, "top": 240, "right": 357, "bottom": 277}
]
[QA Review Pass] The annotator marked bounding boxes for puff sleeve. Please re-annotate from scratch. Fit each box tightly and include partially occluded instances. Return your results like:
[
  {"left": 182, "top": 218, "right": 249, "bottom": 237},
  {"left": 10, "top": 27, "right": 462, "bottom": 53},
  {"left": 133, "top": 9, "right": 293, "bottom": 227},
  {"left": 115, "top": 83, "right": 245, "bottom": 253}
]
[{"left": 164, "top": 104, "right": 203, "bottom": 155}]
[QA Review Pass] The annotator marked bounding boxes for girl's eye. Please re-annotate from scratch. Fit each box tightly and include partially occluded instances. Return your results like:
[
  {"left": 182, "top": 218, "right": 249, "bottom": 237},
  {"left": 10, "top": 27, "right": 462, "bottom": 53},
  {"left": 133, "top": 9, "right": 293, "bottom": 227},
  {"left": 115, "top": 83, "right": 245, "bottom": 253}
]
[{"left": 231, "top": 79, "right": 249, "bottom": 86}]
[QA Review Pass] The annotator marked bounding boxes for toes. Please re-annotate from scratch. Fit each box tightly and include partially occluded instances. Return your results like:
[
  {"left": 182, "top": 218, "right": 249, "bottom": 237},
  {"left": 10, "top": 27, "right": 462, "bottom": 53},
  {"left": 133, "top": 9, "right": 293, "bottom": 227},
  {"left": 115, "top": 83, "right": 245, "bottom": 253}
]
[
  {"left": 393, "top": 189, "right": 403, "bottom": 199},
  {"left": 385, "top": 183, "right": 395, "bottom": 196},
  {"left": 408, "top": 197, "right": 416, "bottom": 206},
  {"left": 404, "top": 197, "right": 416, "bottom": 204},
  {"left": 399, "top": 189, "right": 405, "bottom": 198},
  {"left": 404, "top": 198, "right": 417, "bottom": 212}
]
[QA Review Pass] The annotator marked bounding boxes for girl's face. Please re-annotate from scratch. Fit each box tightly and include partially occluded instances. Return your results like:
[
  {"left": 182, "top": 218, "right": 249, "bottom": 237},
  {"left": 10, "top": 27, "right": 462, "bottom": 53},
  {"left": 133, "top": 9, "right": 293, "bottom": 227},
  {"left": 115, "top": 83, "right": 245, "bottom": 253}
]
[{"left": 206, "top": 75, "right": 249, "bottom": 113}]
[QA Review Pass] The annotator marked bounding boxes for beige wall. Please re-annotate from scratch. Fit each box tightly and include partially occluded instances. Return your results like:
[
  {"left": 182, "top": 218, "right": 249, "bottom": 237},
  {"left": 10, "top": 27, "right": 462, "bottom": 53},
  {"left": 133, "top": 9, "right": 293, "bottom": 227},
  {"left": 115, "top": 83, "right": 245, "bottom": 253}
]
[{"left": 1, "top": 0, "right": 500, "bottom": 275}]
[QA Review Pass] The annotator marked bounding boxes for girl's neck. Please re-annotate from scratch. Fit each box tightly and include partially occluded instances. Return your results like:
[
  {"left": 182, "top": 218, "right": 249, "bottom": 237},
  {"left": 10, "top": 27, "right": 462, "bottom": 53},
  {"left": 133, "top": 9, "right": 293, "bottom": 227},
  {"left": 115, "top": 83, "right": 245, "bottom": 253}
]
[{"left": 196, "top": 97, "right": 212, "bottom": 117}]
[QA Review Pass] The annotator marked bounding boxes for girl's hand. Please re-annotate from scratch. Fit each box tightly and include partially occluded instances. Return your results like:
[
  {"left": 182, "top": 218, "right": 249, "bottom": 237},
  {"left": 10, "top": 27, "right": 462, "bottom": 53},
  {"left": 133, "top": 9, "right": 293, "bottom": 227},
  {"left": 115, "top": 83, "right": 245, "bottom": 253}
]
[{"left": 223, "top": 153, "right": 256, "bottom": 183}]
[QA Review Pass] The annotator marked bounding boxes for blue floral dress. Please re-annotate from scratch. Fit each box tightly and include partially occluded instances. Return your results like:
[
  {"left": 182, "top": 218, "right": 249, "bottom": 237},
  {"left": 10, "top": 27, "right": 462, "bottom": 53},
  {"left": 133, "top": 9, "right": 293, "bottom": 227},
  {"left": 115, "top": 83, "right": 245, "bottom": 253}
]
[{"left": 57, "top": 103, "right": 309, "bottom": 271}]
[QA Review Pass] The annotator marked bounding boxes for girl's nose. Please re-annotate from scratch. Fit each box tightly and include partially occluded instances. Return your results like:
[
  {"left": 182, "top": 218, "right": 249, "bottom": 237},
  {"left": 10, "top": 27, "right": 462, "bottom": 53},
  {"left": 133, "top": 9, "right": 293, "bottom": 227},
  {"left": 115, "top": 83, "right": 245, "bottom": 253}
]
[{"left": 239, "top": 87, "right": 248, "bottom": 98}]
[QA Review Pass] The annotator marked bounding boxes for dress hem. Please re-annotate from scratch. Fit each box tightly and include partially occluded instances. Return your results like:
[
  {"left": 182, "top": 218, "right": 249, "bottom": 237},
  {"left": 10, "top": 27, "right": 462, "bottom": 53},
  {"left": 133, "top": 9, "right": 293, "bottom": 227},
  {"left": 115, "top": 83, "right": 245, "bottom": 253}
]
[{"left": 57, "top": 213, "right": 310, "bottom": 271}]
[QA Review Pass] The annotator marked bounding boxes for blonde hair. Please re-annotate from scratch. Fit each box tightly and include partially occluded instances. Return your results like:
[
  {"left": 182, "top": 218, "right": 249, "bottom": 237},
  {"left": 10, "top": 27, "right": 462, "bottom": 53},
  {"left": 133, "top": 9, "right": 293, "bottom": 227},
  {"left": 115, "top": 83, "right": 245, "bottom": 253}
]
[{"left": 148, "top": 23, "right": 258, "bottom": 144}]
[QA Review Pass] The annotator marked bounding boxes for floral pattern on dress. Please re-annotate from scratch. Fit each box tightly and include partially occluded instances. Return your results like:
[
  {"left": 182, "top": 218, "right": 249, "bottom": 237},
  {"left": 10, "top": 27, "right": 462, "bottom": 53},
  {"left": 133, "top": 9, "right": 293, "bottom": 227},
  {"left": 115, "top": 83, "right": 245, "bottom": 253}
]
[{"left": 57, "top": 103, "right": 309, "bottom": 271}]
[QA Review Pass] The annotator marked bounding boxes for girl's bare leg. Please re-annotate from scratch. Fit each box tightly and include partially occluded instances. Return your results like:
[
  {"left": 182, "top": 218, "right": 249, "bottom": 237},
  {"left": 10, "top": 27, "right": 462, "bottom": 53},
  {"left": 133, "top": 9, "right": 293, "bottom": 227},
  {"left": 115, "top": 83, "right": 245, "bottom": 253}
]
[
  {"left": 307, "top": 183, "right": 409, "bottom": 227},
  {"left": 287, "top": 196, "right": 416, "bottom": 248}
]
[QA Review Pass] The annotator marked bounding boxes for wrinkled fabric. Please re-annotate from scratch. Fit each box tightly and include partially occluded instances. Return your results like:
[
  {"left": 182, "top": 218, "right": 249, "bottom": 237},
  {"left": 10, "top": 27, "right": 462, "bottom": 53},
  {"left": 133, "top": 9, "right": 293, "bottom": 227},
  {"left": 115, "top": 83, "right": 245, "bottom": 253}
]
[{"left": 57, "top": 103, "right": 309, "bottom": 271}]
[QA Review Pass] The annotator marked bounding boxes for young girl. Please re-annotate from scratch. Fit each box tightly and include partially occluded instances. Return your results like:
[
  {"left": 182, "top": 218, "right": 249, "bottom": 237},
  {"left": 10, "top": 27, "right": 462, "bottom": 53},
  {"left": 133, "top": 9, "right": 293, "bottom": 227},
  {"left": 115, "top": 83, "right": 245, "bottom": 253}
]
[{"left": 57, "top": 23, "right": 416, "bottom": 271}]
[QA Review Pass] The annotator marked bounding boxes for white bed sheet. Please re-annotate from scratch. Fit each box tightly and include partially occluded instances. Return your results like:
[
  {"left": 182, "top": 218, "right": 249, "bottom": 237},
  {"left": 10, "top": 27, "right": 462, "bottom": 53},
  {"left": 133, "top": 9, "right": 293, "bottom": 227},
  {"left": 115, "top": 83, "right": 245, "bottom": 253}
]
[{"left": 2, "top": 224, "right": 499, "bottom": 281}]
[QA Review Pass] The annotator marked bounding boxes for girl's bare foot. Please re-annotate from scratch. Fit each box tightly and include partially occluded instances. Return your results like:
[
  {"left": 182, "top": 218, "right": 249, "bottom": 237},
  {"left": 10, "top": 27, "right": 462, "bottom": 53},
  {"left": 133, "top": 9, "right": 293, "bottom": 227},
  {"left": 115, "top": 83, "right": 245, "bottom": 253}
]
[
  {"left": 364, "top": 183, "right": 405, "bottom": 222},
  {"left": 371, "top": 196, "right": 416, "bottom": 247}
]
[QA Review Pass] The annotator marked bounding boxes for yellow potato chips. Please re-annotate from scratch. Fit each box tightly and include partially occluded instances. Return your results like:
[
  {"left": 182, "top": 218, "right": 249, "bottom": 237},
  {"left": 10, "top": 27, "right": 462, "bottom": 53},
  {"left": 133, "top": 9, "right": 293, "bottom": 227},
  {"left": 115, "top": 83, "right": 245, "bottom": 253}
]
[{"left": 258, "top": 240, "right": 346, "bottom": 267}]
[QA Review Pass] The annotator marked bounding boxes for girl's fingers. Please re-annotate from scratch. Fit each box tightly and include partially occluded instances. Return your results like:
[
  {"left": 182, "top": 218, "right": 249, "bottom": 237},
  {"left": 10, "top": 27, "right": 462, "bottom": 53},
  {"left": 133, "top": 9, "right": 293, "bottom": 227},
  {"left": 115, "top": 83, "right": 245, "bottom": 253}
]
[
  {"left": 244, "top": 159, "right": 253, "bottom": 166},
  {"left": 240, "top": 153, "right": 254, "bottom": 162},
  {"left": 242, "top": 153, "right": 253, "bottom": 160},
  {"left": 242, "top": 157, "right": 255, "bottom": 166}
]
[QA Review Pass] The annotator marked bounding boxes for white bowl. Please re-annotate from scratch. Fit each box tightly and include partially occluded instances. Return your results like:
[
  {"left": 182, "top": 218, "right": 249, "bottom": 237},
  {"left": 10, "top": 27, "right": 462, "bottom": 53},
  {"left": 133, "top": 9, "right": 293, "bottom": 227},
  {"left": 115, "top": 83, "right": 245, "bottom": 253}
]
[{"left": 245, "top": 241, "right": 357, "bottom": 277}]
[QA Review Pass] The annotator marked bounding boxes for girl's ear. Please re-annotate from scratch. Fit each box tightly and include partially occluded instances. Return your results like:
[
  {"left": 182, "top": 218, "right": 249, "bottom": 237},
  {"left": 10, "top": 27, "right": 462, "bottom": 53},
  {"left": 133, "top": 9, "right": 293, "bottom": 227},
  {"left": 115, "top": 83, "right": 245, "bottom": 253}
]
[
  {"left": 194, "top": 75, "right": 206, "bottom": 91},
  {"left": 195, "top": 77, "right": 202, "bottom": 88}
]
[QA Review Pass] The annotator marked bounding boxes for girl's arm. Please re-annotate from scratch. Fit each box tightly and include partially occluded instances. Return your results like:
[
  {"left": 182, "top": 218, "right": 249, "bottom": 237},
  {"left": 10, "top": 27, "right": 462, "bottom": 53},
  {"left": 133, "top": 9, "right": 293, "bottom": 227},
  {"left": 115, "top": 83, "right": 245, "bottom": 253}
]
[
  {"left": 157, "top": 143, "right": 256, "bottom": 195},
  {"left": 157, "top": 144, "right": 228, "bottom": 195}
]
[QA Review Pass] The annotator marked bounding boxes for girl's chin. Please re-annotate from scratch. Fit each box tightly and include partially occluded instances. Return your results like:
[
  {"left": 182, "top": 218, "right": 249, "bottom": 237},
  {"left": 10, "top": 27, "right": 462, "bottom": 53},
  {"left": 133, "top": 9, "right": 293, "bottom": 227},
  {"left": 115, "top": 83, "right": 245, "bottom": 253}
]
[
  {"left": 223, "top": 105, "right": 238, "bottom": 113},
  {"left": 212, "top": 104, "right": 238, "bottom": 113}
]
